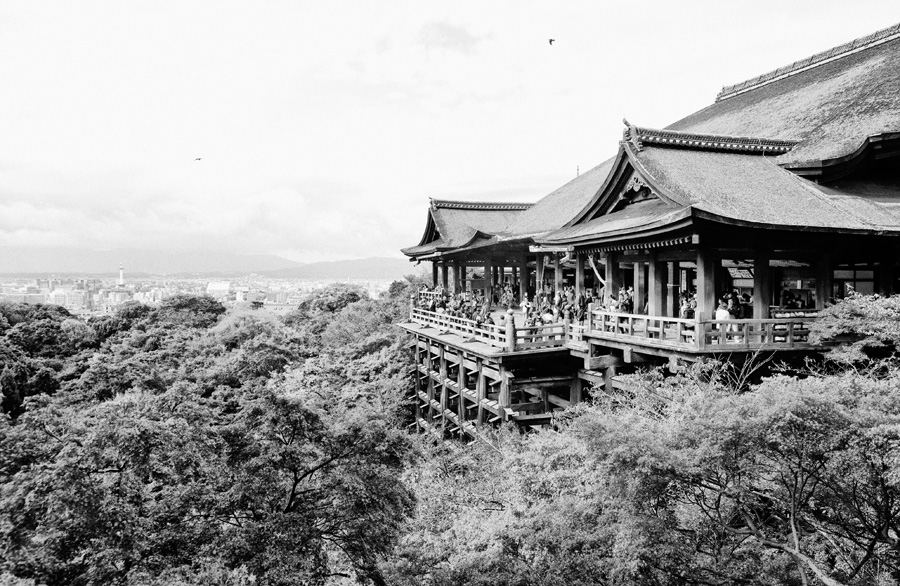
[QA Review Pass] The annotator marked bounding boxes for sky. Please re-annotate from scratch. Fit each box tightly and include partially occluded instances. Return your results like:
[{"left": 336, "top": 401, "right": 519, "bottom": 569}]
[{"left": 0, "top": 1, "right": 898, "bottom": 263}]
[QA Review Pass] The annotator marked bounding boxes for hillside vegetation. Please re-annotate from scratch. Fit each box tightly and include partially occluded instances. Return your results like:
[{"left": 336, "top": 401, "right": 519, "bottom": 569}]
[{"left": 1, "top": 286, "right": 899, "bottom": 586}]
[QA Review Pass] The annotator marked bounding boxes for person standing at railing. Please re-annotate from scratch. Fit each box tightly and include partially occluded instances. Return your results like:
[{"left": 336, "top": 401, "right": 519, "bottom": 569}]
[
  {"left": 715, "top": 302, "right": 732, "bottom": 342},
  {"left": 521, "top": 294, "right": 532, "bottom": 320}
]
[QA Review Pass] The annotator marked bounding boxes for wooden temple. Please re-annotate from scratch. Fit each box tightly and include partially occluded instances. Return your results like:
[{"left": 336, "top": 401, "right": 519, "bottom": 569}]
[{"left": 399, "top": 22, "right": 900, "bottom": 439}]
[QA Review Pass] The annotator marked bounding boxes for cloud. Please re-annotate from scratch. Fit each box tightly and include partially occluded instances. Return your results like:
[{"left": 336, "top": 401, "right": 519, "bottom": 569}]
[{"left": 418, "top": 21, "right": 485, "bottom": 54}]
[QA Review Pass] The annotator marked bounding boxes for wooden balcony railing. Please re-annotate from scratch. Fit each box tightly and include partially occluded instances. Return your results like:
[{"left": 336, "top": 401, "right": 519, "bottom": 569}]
[
  {"left": 408, "top": 306, "right": 568, "bottom": 352},
  {"left": 585, "top": 308, "right": 819, "bottom": 352},
  {"left": 418, "top": 290, "right": 445, "bottom": 305},
  {"left": 408, "top": 299, "right": 821, "bottom": 355}
]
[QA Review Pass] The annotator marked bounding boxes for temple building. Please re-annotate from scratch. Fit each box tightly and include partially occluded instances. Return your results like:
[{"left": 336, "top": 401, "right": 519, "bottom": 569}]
[{"left": 399, "top": 22, "right": 900, "bottom": 439}]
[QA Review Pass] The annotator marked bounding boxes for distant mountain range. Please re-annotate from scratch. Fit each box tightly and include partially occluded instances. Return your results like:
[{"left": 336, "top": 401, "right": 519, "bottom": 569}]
[
  {"left": 0, "top": 247, "right": 419, "bottom": 280},
  {"left": 261, "top": 257, "right": 421, "bottom": 280}
]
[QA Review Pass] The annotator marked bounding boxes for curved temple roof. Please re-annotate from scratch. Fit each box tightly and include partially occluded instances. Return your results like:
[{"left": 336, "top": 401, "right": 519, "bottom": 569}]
[
  {"left": 403, "top": 21, "right": 900, "bottom": 258},
  {"left": 402, "top": 199, "right": 533, "bottom": 259}
]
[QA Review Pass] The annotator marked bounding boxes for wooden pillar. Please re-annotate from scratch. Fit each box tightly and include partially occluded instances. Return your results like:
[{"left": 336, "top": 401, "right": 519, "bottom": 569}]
[
  {"left": 575, "top": 252, "right": 585, "bottom": 300},
  {"left": 879, "top": 255, "right": 894, "bottom": 296},
  {"left": 816, "top": 254, "right": 832, "bottom": 309},
  {"left": 648, "top": 254, "right": 665, "bottom": 316},
  {"left": 634, "top": 262, "right": 646, "bottom": 314},
  {"left": 569, "top": 377, "right": 583, "bottom": 404},
  {"left": 519, "top": 254, "right": 528, "bottom": 301},
  {"left": 605, "top": 252, "right": 620, "bottom": 305},
  {"left": 603, "top": 365, "right": 616, "bottom": 395},
  {"left": 667, "top": 262, "right": 680, "bottom": 318},
  {"left": 459, "top": 262, "right": 467, "bottom": 293},
  {"left": 425, "top": 339, "right": 435, "bottom": 422},
  {"left": 484, "top": 257, "right": 493, "bottom": 297},
  {"left": 431, "top": 262, "right": 438, "bottom": 287},
  {"left": 753, "top": 250, "right": 770, "bottom": 320},
  {"left": 696, "top": 249, "right": 716, "bottom": 321},
  {"left": 505, "top": 309, "right": 516, "bottom": 352},
  {"left": 475, "top": 358, "right": 486, "bottom": 426},
  {"left": 554, "top": 255, "right": 562, "bottom": 296},
  {"left": 439, "top": 346, "right": 448, "bottom": 430},
  {"left": 414, "top": 337, "right": 422, "bottom": 423},
  {"left": 457, "top": 350, "right": 467, "bottom": 437},
  {"left": 536, "top": 255, "right": 545, "bottom": 293},
  {"left": 498, "top": 366, "right": 511, "bottom": 415},
  {"left": 440, "top": 263, "right": 449, "bottom": 290}
]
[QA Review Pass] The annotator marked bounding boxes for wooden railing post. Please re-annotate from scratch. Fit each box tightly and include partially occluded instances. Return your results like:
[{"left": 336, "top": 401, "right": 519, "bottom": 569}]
[
  {"left": 696, "top": 317, "right": 706, "bottom": 350},
  {"left": 587, "top": 302, "right": 593, "bottom": 332},
  {"left": 409, "top": 295, "right": 416, "bottom": 319},
  {"left": 505, "top": 309, "right": 517, "bottom": 352}
]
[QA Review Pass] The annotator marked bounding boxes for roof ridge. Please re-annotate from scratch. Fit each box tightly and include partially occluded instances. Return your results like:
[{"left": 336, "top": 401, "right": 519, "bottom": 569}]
[
  {"left": 622, "top": 122, "right": 798, "bottom": 154},
  {"left": 430, "top": 199, "right": 534, "bottom": 211},
  {"left": 717, "top": 21, "right": 900, "bottom": 102}
]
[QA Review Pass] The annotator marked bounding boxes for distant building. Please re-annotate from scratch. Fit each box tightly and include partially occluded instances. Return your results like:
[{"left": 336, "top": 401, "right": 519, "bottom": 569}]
[{"left": 206, "top": 281, "right": 232, "bottom": 299}]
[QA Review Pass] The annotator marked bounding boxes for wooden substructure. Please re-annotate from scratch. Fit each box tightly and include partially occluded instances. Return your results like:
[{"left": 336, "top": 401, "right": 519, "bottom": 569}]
[{"left": 403, "top": 327, "right": 605, "bottom": 439}]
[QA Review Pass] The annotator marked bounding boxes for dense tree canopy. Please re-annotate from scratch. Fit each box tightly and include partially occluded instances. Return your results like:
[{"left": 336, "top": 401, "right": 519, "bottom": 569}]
[
  {"left": 3, "top": 286, "right": 900, "bottom": 586},
  {"left": 0, "top": 278, "right": 426, "bottom": 585}
]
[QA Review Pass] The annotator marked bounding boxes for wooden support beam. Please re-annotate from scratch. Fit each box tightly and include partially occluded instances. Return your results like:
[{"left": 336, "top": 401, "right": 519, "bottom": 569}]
[
  {"left": 604, "top": 365, "right": 616, "bottom": 394},
  {"left": 554, "top": 254, "right": 562, "bottom": 296},
  {"left": 816, "top": 254, "right": 832, "bottom": 309},
  {"left": 604, "top": 251, "right": 622, "bottom": 304},
  {"left": 584, "top": 354, "right": 623, "bottom": 370},
  {"left": 696, "top": 248, "right": 716, "bottom": 321},
  {"left": 622, "top": 347, "right": 647, "bottom": 364},
  {"left": 575, "top": 252, "right": 585, "bottom": 300},
  {"left": 432, "top": 262, "right": 438, "bottom": 288},
  {"left": 577, "top": 369, "right": 605, "bottom": 385},
  {"left": 425, "top": 339, "right": 435, "bottom": 421},
  {"left": 879, "top": 255, "right": 895, "bottom": 296},
  {"left": 634, "top": 261, "right": 646, "bottom": 315},
  {"left": 414, "top": 336, "right": 422, "bottom": 423},
  {"left": 648, "top": 254, "right": 664, "bottom": 316},
  {"left": 519, "top": 254, "right": 529, "bottom": 302},
  {"left": 440, "top": 263, "right": 449, "bottom": 290},
  {"left": 498, "top": 367, "right": 512, "bottom": 417},
  {"left": 667, "top": 262, "right": 680, "bottom": 318},
  {"left": 475, "top": 358, "right": 486, "bottom": 426},
  {"left": 457, "top": 350, "right": 467, "bottom": 437},
  {"left": 439, "top": 346, "right": 448, "bottom": 430},
  {"left": 569, "top": 377, "right": 583, "bottom": 404},
  {"left": 753, "top": 250, "right": 770, "bottom": 320},
  {"left": 536, "top": 255, "right": 545, "bottom": 293}
]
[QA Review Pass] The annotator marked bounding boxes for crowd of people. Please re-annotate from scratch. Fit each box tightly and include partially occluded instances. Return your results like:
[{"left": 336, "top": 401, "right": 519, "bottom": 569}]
[
  {"left": 418, "top": 283, "right": 812, "bottom": 327},
  {"left": 417, "top": 281, "right": 594, "bottom": 328}
]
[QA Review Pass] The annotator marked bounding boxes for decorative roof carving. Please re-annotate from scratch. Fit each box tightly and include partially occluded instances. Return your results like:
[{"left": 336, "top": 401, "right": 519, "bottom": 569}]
[
  {"left": 430, "top": 199, "right": 534, "bottom": 211},
  {"left": 717, "top": 21, "right": 900, "bottom": 102},
  {"left": 622, "top": 123, "right": 798, "bottom": 154}
]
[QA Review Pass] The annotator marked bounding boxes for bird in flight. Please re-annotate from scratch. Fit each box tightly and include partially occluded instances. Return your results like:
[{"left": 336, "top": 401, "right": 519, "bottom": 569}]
[
  {"left": 549, "top": 39, "right": 555, "bottom": 45},
  {"left": 195, "top": 158, "right": 202, "bottom": 161}
]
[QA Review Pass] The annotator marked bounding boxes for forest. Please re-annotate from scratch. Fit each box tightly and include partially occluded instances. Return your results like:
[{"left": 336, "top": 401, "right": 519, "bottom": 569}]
[{"left": 1, "top": 279, "right": 899, "bottom": 586}]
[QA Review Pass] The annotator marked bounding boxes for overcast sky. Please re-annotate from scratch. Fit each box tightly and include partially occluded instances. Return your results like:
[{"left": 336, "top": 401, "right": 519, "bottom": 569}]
[{"left": 1, "top": 1, "right": 897, "bottom": 263}]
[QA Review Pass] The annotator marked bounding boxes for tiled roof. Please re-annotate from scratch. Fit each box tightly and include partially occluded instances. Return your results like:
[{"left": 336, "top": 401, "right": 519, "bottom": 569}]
[
  {"left": 717, "top": 22, "right": 900, "bottom": 101},
  {"left": 623, "top": 124, "right": 798, "bottom": 154},
  {"left": 668, "top": 29, "right": 900, "bottom": 167},
  {"left": 539, "top": 199, "right": 690, "bottom": 245},
  {"left": 401, "top": 199, "right": 533, "bottom": 257},
  {"left": 403, "top": 21, "right": 900, "bottom": 256},
  {"left": 506, "top": 158, "right": 615, "bottom": 237}
]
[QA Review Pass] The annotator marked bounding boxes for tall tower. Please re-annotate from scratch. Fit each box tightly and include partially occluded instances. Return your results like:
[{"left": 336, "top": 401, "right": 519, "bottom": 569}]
[{"left": 118, "top": 264, "right": 124, "bottom": 287}]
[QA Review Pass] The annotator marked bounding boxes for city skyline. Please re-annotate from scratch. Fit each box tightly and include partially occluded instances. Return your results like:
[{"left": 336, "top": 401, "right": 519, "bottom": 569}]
[{"left": 1, "top": 2, "right": 898, "bottom": 264}]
